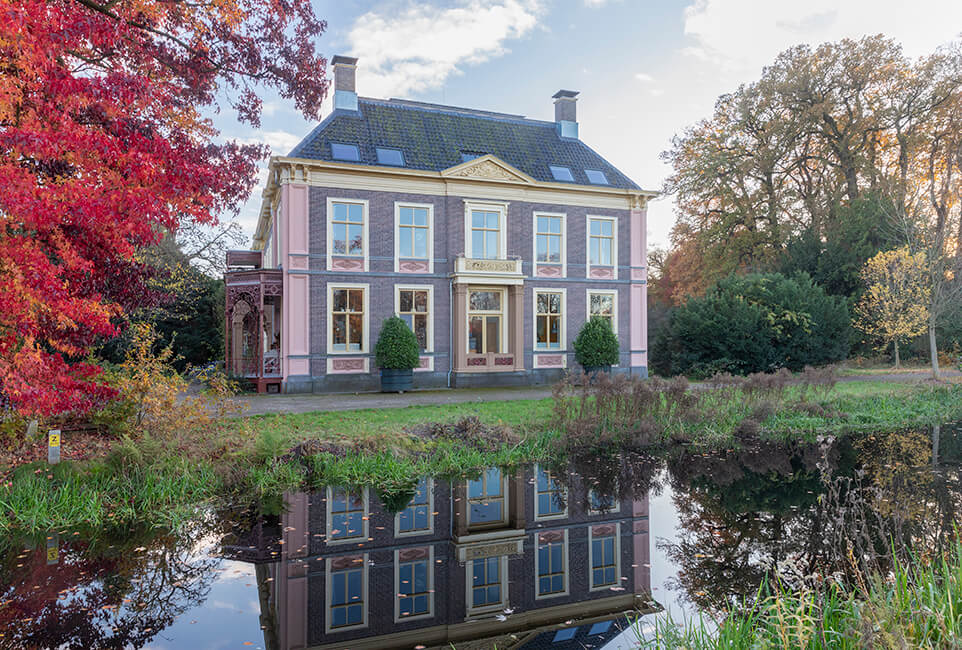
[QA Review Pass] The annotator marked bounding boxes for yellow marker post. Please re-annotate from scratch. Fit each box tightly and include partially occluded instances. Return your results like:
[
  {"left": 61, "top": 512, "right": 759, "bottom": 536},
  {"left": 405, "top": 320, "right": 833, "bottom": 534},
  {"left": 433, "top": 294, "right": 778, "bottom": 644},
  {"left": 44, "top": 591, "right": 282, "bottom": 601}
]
[
  {"left": 48, "top": 429, "right": 61, "bottom": 465},
  {"left": 46, "top": 533, "right": 59, "bottom": 565}
]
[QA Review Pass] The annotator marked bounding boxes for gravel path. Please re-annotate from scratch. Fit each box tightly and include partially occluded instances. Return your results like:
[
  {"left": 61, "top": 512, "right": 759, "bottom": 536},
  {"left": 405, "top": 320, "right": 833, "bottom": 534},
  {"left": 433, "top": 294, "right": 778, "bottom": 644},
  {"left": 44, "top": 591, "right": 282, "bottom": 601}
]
[{"left": 238, "top": 369, "right": 960, "bottom": 417}]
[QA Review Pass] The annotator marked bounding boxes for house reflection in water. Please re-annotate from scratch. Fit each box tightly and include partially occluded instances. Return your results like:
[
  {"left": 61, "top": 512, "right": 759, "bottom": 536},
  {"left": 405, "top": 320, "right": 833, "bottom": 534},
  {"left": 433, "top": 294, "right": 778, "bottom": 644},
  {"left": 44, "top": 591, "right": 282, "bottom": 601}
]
[{"left": 226, "top": 465, "right": 654, "bottom": 649}]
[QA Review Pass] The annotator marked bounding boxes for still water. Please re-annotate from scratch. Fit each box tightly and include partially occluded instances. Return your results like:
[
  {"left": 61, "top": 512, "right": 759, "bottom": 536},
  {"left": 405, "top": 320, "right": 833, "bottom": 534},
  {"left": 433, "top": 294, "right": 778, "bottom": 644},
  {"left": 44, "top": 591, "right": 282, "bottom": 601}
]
[{"left": 1, "top": 425, "right": 960, "bottom": 649}]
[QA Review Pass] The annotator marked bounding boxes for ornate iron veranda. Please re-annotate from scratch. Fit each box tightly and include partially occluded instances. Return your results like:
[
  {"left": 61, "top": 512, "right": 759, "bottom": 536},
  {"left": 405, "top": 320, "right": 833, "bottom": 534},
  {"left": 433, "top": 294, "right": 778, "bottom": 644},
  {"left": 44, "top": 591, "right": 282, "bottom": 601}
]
[{"left": 225, "top": 250, "right": 283, "bottom": 393}]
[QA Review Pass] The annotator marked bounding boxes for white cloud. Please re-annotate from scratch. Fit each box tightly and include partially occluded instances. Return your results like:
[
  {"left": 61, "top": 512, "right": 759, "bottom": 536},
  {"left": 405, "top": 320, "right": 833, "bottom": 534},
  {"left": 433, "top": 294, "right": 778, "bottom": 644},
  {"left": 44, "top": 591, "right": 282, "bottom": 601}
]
[
  {"left": 345, "top": 0, "right": 544, "bottom": 98},
  {"left": 634, "top": 72, "right": 654, "bottom": 82},
  {"left": 584, "top": 0, "right": 610, "bottom": 6},
  {"left": 683, "top": 0, "right": 962, "bottom": 78},
  {"left": 239, "top": 130, "right": 303, "bottom": 156}
]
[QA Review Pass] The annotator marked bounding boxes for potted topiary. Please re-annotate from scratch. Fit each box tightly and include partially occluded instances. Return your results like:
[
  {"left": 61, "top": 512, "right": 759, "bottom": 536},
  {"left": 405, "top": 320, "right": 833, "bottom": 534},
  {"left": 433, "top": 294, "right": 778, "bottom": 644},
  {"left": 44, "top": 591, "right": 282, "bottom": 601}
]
[
  {"left": 374, "top": 316, "right": 421, "bottom": 392},
  {"left": 573, "top": 316, "right": 619, "bottom": 377}
]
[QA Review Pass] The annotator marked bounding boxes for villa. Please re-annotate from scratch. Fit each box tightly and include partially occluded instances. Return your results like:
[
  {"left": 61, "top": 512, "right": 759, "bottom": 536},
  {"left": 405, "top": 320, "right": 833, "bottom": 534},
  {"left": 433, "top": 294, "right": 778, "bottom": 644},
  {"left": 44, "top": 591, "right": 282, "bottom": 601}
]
[{"left": 225, "top": 56, "right": 655, "bottom": 393}]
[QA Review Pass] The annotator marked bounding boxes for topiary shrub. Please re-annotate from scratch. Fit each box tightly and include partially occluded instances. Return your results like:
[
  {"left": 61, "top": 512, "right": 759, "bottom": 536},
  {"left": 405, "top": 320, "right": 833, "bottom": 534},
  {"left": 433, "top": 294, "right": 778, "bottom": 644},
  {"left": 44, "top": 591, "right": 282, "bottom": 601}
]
[
  {"left": 374, "top": 316, "right": 420, "bottom": 370},
  {"left": 573, "top": 317, "right": 620, "bottom": 369}
]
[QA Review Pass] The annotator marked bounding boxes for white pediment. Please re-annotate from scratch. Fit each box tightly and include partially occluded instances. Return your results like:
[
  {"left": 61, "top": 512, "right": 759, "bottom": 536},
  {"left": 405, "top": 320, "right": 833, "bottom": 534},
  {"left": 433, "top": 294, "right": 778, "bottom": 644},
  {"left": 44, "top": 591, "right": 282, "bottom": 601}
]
[{"left": 441, "top": 155, "right": 535, "bottom": 184}]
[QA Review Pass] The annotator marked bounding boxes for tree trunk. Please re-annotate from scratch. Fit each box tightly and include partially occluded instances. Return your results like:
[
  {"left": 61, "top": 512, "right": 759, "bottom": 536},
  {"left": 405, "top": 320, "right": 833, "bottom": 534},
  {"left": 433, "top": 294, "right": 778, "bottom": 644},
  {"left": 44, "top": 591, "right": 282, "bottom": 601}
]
[
  {"left": 929, "top": 318, "right": 941, "bottom": 380},
  {"left": 894, "top": 338, "right": 900, "bottom": 369}
]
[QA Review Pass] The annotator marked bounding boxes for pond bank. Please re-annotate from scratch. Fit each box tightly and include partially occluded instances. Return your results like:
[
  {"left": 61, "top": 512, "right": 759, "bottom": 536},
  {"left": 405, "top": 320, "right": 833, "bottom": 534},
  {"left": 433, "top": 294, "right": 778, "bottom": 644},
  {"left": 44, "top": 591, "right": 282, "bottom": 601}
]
[{"left": 2, "top": 378, "right": 962, "bottom": 535}]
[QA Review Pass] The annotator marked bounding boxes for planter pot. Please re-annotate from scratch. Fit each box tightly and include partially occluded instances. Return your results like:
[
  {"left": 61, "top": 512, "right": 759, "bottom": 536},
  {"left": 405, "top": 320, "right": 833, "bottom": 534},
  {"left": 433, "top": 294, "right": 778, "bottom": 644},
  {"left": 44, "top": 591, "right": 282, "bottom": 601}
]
[
  {"left": 380, "top": 368, "right": 414, "bottom": 393},
  {"left": 582, "top": 365, "right": 612, "bottom": 382}
]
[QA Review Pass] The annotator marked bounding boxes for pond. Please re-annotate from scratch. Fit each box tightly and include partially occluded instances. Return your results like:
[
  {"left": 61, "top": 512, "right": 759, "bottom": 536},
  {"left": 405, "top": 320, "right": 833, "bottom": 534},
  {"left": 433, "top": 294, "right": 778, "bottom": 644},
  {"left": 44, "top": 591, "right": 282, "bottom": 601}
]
[{"left": 1, "top": 424, "right": 960, "bottom": 649}]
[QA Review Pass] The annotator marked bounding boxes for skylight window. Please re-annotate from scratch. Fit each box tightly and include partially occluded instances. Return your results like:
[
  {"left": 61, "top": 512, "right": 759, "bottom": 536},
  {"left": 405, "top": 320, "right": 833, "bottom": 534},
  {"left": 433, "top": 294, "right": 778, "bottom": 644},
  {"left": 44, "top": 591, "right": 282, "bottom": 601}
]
[
  {"left": 376, "top": 147, "right": 405, "bottom": 166},
  {"left": 552, "top": 628, "right": 577, "bottom": 642},
  {"left": 550, "top": 165, "right": 574, "bottom": 182},
  {"left": 461, "top": 151, "right": 485, "bottom": 163},
  {"left": 585, "top": 169, "right": 609, "bottom": 185},
  {"left": 330, "top": 143, "right": 360, "bottom": 161},
  {"left": 588, "top": 621, "right": 613, "bottom": 636}
]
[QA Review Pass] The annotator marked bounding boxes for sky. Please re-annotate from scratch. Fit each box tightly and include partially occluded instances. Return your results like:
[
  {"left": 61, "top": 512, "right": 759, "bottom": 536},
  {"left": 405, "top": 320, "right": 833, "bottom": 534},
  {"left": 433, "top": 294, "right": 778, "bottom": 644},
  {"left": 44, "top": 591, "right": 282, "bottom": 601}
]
[{"left": 217, "top": 0, "right": 962, "bottom": 252}]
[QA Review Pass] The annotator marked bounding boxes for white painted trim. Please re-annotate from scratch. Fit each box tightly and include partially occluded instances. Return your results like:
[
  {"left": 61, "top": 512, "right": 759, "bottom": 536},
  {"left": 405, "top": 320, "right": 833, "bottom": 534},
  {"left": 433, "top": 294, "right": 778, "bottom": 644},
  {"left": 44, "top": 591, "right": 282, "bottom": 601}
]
[
  {"left": 465, "top": 286, "right": 508, "bottom": 356},
  {"left": 394, "top": 285, "right": 435, "bottom": 353},
  {"left": 531, "top": 288, "right": 567, "bottom": 352},
  {"left": 463, "top": 200, "right": 509, "bottom": 260},
  {"left": 326, "top": 198, "right": 370, "bottom": 272},
  {"left": 532, "top": 211, "right": 567, "bottom": 278},
  {"left": 465, "top": 554, "right": 510, "bottom": 616},
  {"left": 585, "top": 288, "right": 619, "bottom": 345},
  {"left": 393, "top": 546, "right": 435, "bottom": 623},
  {"left": 533, "top": 529, "right": 570, "bottom": 600},
  {"left": 533, "top": 464, "right": 569, "bottom": 521},
  {"left": 394, "top": 477, "right": 435, "bottom": 538},
  {"left": 325, "top": 486, "right": 370, "bottom": 545},
  {"left": 586, "top": 215, "right": 618, "bottom": 279},
  {"left": 327, "top": 283, "right": 371, "bottom": 356},
  {"left": 393, "top": 202, "right": 434, "bottom": 273},
  {"left": 324, "top": 553, "right": 369, "bottom": 633},
  {"left": 589, "top": 522, "right": 622, "bottom": 592}
]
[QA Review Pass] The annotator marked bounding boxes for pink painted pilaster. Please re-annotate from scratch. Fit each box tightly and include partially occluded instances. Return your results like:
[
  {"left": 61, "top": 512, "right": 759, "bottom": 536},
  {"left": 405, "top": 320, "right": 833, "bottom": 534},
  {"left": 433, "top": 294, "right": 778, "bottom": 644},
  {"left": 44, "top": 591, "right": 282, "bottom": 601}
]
[
  {"left": 281, "top": 182, "right": 311, "bottom": 380},
  {"left": 631, "top": 495, "right": 651, "bottom": 596},
  {"left": 629, "top": 204, "right": 648, "bottom": 370}
]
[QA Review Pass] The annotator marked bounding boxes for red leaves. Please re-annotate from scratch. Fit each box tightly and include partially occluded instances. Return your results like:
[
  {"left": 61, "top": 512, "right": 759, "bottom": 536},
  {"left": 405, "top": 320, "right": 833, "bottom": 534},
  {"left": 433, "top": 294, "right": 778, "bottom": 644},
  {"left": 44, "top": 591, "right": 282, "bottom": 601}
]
[{"left": 0, "top": 0, "right": 328, "bottom": 416}]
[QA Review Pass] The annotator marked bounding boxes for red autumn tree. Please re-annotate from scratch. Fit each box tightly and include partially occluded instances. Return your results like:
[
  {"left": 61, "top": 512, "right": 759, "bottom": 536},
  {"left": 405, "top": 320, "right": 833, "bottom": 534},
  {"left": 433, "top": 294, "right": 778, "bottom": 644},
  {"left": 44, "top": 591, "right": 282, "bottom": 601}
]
[{"left": 0, "top": 0, "right": 329, "bottom": 416}]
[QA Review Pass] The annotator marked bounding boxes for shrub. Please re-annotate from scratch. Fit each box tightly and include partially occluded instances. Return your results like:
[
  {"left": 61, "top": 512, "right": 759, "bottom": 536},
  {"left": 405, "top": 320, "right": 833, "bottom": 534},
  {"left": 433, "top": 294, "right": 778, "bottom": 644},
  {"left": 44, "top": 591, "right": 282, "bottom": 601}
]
[
  {"left": 573, "top": 317, "right": 620, "bottom": 369},
  {"left": 652, "top": 272, "right": 850, "bottom": 377},
  {"left": 374, "top": 316, "right": 420, "bottom": 370}
]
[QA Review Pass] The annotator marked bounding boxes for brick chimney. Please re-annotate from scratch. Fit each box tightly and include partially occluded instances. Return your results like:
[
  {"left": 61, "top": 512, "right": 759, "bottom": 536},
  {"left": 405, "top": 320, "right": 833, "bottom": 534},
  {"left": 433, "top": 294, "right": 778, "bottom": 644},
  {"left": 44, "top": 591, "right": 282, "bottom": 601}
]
[
  {"left": 332, "top": 55, "right": 359, "bottom": 112},
  {"left": 553, "top": 90, "right": 579, "bottom": 139}
]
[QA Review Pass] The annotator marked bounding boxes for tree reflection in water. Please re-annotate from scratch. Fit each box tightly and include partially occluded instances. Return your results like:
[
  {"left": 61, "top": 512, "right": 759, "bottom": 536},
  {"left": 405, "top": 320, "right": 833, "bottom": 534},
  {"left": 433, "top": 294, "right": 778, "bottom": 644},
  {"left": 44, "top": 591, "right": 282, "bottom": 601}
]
[
  {"left": 659, "top": 426, "right": 962, "bottom": 614},
  {"left": 0, "top": 515, "right": 222, "bottom": 649}
]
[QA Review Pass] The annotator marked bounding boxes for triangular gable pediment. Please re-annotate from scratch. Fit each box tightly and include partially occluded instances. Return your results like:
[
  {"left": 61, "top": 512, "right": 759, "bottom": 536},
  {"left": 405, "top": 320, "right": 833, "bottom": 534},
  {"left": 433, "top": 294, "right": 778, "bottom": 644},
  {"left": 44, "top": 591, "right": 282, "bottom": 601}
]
[{"left": 441, "top": 155, "right": 535, "bottom": 184}]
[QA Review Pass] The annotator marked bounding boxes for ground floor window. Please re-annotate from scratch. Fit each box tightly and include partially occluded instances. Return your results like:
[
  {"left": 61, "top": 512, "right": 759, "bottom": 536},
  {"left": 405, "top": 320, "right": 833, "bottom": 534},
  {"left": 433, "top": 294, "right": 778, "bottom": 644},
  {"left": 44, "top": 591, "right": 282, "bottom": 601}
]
[
  {"left": 468, "top": 467, "right": 506, "bottom": 528},
  {"left": 587, "top": 290, "right": 617, "bottom": 333},
  {"left": 397, "top": 477, "right": 432, "bottom": 535},
  {"left": 468, "top": 289, "right": 503, "bottom": 354},
  {"left": 534, "top": 465, "right": 567, "bottom": 519},
  {"left": 535, "top": 290, "right": 563, "bottom": 349},
  {"left": 330, "top": 286, "right": 366, "bottom": 352},
  {"left": 397, "top": 287, "right": 431, "bottom": 352}
]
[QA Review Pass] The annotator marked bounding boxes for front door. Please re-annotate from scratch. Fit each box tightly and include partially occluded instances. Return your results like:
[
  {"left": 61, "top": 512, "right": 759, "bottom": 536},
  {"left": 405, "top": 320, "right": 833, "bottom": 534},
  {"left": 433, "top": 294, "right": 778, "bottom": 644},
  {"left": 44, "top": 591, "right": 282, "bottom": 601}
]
[{"left": 467, "top": 289, "right": 504, "bottom": 356}]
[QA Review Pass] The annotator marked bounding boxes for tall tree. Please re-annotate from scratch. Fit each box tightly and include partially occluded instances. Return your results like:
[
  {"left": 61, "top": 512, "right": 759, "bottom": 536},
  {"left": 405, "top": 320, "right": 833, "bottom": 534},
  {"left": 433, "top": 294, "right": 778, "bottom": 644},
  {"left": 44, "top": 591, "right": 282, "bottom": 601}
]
[{"left": 0, "top": 0, "right": 329, "bottom": 415}]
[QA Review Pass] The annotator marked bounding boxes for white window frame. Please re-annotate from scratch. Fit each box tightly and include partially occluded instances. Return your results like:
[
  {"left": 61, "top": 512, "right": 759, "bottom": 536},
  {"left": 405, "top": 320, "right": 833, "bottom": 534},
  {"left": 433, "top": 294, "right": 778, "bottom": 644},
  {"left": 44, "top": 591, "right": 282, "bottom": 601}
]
[
  {"left": 467, "top": 468, "right": 510, "bottom": 530},
  {"left": 325, "top": 486, "right": 370, "bottom": 545},
  {"left": 327, "top": 198, "right": 370, "bottom": 271},
  {"left": 532, "top": 211, "right": 566, "bottom": 277},
  {"left": 586, "top": 289, "right": 618, "bottom": 343},
  {"left": 325, "top": 553, "right": 369, "bottom": 633},
  {"left": 465, "top": 555, "right": 510, "bottom": 616},
  {"left": 327, "top": 283, "right": 370, "bottom": 355},
  {"left": 393, "top": 546, "right": 435, "bottom": 622},
  {"left": 534, "top": 529, "right": 570, "bottom": 600},
  {"left": 589, "top": 523, "right": 622, "bottom": 592},
  {"left": 394, "top": 285, "right": 434, "bottom": 354},
  {"left": 533, "top": 464, "right": 568, "bottom": 521},
  {"left": 586, "top": 215, "right": 618, "bottom": 278},
  {"left": 394, "top": 202, "right": 434, "bottom": 273},
  {"left": 588, "top": 486, "right": 621, "bottom": 515},
  {"left": 532, "top": 288, "right": 566, "bottom": 352},
  {"left": 464, "top": 200, "right": 508, "bottom": 260},
  {"left": 394, "top": 477, "right": 435, "bottom": 538},
  {"left": 466, "top": 287, "right": 508, "bottom": 356}
]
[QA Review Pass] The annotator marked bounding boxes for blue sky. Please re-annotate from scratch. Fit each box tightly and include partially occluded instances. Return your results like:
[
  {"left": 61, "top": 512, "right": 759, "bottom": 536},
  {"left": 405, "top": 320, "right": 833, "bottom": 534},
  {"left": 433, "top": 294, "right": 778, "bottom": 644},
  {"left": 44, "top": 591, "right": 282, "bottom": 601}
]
[{"left": 218, "top": 0, "right": 962, "bottom": 251}]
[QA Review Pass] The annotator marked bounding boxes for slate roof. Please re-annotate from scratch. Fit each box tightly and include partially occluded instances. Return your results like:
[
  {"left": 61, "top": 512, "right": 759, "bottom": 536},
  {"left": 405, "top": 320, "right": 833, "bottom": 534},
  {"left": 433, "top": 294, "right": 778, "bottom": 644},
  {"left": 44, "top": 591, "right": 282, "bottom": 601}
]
[{"left": 288, "top": 97, "right": 640, "bottom": 190}]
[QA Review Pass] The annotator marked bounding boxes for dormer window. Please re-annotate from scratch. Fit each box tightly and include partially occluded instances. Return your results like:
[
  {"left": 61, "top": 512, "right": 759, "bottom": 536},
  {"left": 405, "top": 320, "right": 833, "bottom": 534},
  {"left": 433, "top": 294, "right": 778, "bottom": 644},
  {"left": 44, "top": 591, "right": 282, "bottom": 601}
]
[
  {"left": 585, "top": 169, "right": 609, "bottom": 185},
  {"left": 331, "top": 142, "right": 360, "bottom": 161},
  {"left": 376, "top": 147, "right": 405, "bottom": 166},
  {"left": 549, "top": 165, "right": 574, "bottom": 182}
]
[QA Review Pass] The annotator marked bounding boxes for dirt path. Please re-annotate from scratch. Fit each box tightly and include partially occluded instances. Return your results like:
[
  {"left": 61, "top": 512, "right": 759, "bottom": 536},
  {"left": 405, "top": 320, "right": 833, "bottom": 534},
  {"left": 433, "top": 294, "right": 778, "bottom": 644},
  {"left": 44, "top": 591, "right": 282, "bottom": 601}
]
[{"left": 238, "top": 369, "right": 960, "bottom": 417}]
